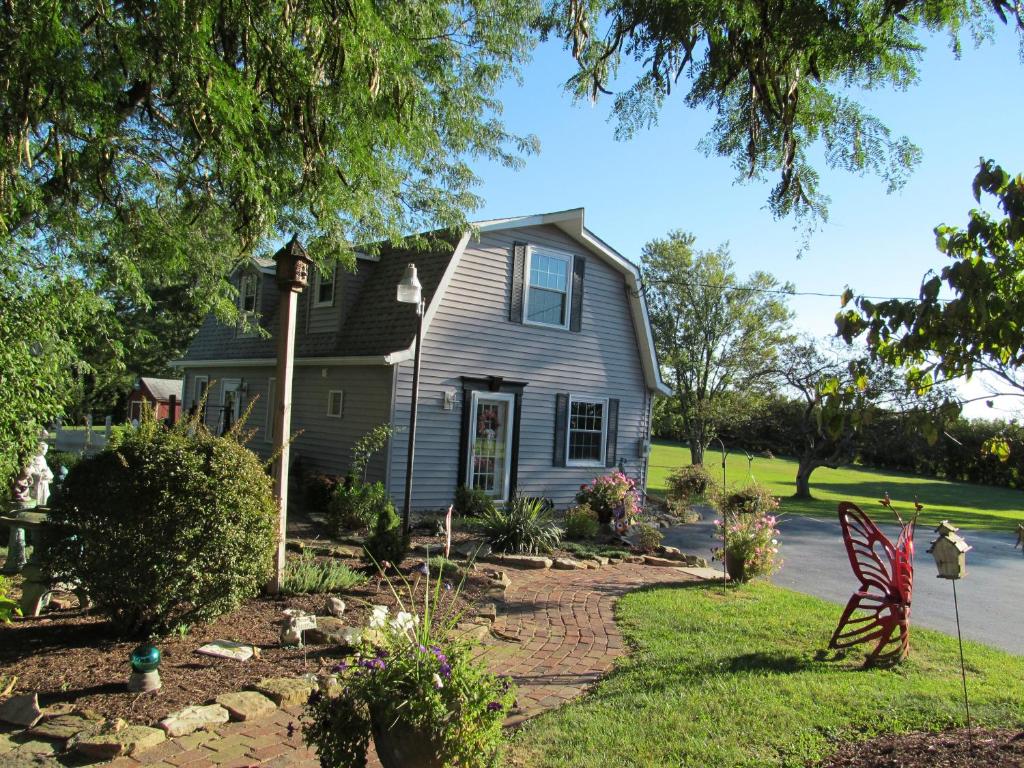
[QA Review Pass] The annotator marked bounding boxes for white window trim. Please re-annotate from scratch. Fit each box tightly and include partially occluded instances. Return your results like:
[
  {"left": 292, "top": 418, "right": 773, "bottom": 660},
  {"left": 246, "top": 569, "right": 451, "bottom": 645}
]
[
  {"left": 193, "top": 376, "right": 209, "bottom": 408},
  {"left": 239, "top": 273, "right": 258, "bottom": 314},
  {"left": 314, "top": 266, "right": 336, "bottom": 307},
  {"left": 220, "top": 378, "right": 242, "bottom": 436},
  {"left": 522, "top": 245, "right": 573, "bottom": 330},
  {"left": 566, "top": 395, "right": 608, "bottom": 467},
  {"left": 466, "top": 390, "right": 516, "bottom": 504},
  {"left": 327, "top": 389, "right": 344, "bottom": 418},
  {"left": 265, "top": 377, "right": 277, "bottom": 442}
]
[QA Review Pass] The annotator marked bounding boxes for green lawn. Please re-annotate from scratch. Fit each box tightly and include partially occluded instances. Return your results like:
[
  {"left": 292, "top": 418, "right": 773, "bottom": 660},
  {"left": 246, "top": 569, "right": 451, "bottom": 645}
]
[
  {"left": 647, "top": 440, "right": 1024, "bottom": 532},
  {"left": 510, "top": 582, "right": 1024, "bottom": 768}
]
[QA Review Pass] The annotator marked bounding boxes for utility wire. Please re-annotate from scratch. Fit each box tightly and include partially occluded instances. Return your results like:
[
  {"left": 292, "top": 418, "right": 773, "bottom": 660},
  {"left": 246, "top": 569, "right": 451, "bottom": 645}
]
[{"left": 642, "top": 277, "right": 955, "bottom": 304}]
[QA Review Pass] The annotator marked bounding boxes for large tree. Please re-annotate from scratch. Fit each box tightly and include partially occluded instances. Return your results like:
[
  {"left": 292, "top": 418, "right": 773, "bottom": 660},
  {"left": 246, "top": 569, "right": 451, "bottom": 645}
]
[
  {"left": 643, "top": 230, "right": 793, "bottom": 465},
  {"left": 541, "top": 0, "right": 1023, "bottom": 224},
  {"left": 0, "top": 0, "right": 538, "bottom": 480}
]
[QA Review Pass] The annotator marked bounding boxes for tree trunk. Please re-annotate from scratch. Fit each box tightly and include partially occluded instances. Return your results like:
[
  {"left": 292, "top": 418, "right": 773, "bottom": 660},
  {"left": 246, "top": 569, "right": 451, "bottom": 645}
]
[
  {"left": 689, "top": 434, "right": 705, "bottom": 465},
  {"left": 794, "top": 459, "right": 817, "bottom": 499}
]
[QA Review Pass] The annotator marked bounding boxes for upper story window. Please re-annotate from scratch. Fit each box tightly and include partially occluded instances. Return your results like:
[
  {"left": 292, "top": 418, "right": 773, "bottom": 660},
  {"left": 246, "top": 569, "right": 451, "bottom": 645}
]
[
  {"left": 524, "top": 248, "right": 572, "bottom": 328},
  {"left": 239, "top": 273, "right": 258, "bottom": 314},
  {"left": 567, "top": 396, "right": 607, "bottom": 466},
  {"left": 315, "top": 266, "right": 335, "bottom": 307}
]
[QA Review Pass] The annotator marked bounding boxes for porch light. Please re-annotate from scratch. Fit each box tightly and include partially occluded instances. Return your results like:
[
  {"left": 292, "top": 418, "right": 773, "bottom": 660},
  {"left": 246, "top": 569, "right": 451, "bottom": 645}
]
[{"left": 397, "top": 264, "right": 422, "bottom": 305}]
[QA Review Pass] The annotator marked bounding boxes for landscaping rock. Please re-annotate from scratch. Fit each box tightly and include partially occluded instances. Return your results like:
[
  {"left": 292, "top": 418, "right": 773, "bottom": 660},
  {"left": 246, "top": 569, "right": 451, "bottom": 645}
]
[
  {"left": 453, "top": 541, "right": 491, "bottom": 559},
  {"left": 308, "top": 543, "right": 362, "bottom": 559},
  {"left": 452, "top": 622, "right": 490, "bottom": 642},
  {"left": 158, "top": 704, "right": 230, "bottom": 737},
  {"left": 28, "top": 711, "right": 105, "bottom": 742},
  {"left": 552, "top": 557, "right": 585, "bottom": 570},
  {"left": 0, "top": 734, "right": 16, "bottom": 756},
  {"left": 73, "top": 725, "right": 166, "bottom": 760},
  {"left": 0, "top": 749, "right": 62, "bottom": 768},
  {"left": 324, "top": 597, "right": 346, "bottom": 618},
  {"left": 589, "top": 555, "right": 610, "bottom": 566},
  {"left": 624, "top": 555, "right": 645, "bottom": 564},
  {"left": 214, "top": 691, "right": 276, "bottom": 722},
  {"left": 641, "top": 555, "right": 681, "bottom": 568},
  {"left": 285, "top": 540, "right": 305, "bottom": 553},
  {"left": 487, "top": 570, "right": 512, "bottom": 587},
  {"left": 0, "top": 695, "right": 42, "bottom": 728},
  {"left": 196, "top": 640, "right": 255, "bottom": 661},
  {"left": 305, "top": 616, "right": 347, "bottom": 645},
  {"left": 658, "top": 545, "right": 683, "bottom": 557},
  {"left": 475, "top": 603, "right": 497, "bottom": 622},
  {"left": 496, "top": 554, "right": 552, "bottom": 569},
  {"left": 0, "top": 676, "right": 15, "bottom": 698},
  {"left": 253, "top": 677, "right": 314, "bottom": 707},
  {"left": 6, "top": 740, "right": 57, "bottom": 757}
]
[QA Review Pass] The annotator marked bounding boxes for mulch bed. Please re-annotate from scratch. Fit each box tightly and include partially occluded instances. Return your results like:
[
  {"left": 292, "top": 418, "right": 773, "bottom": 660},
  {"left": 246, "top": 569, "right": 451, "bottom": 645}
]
[
  {"left": 817, "top": 728, "right": 1024, "bottom": 768},
  {"left": 0, "top": 543, "right": 491, "bottom": 727}
]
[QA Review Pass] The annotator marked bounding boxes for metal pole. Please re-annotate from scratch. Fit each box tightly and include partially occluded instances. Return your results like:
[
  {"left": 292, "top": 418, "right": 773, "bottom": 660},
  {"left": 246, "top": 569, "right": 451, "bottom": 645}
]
[
  {"left": 401, "top": 299, "right": 424, "bottom": 535},
  {"left": 952, "top": 579, "right": 972, "bottom": 751},
  {"left": 714, "top": 437, "right": 728, "bottom": 583}
]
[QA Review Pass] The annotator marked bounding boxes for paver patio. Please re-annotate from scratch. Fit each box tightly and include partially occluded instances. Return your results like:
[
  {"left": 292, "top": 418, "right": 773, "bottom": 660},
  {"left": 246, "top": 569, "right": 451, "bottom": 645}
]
[{"left": 103, "top": 562, "right": 709, "bottom": 768}]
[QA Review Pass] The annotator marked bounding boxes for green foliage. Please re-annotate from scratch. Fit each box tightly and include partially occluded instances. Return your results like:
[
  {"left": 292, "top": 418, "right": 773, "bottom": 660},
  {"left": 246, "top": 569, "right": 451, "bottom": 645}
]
[
  {"left": 563, "top": 504, "right": 600, "bottom": 540},
  {"left": 350, "top": 424, "right": 394, "bottom": 483},
  {"left": 454, "top": 485, "right": 497, "bottom": 517},
  {"left": 329, "top": 480, "right": 391, "bottom": 534},
  {"left": 480, "top": 497, "right": 561, "bottom": 555},
  {"left": 665, "top": 464, "right": 713, "bottom": 505},
  {"left": 427, "top": 556, "right": 465, "bottom": 581},
  {"left": 364, "top": 497, "right": 409, "bottom": 566},
  {"left": 304, "top": 472, "right": 342, "bottom": 512},
  {"left": 560, "top": 541, "right": 632, "bottom": 561},
  {"left": 48, "top": 416, "right": 277, "bottom": 636},
  {"left": 281, "top": 553, "right": 367, "bottom": 595},
  {"left": 541, "top": 1, "right": 1020, "bottom": 225},
  {"left": 45, "top": 450, "right": 81, "bottom": 477},
  {"left": 0, "top": 576, "right": 21, "bottom": 623},
  {"left": 642, "top": 233, "right": 793, "bottom": 465},
  {"left": 712, "top": 482, "right": 780, "bottom": 520},
  {"left": 575, "top": 472, "right": 641, "bottom": 525},
  {"left": 631, "top": 523, "right": 663, "bottom": 554}
]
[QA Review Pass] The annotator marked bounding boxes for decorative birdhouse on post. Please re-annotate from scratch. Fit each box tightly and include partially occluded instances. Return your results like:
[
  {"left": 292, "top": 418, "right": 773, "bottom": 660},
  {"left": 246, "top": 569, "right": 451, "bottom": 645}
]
[
  {"left": 274, "top": 235, "right": 311, "bottom": 292},
  {"left": 927, "top": 521, "right": 971, "bottom": 580}
]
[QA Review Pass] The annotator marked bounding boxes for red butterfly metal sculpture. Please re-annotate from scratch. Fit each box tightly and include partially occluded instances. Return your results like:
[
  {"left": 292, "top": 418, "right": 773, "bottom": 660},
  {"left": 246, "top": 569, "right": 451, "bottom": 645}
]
[{"left": 829, "top": 498, "right": 917, "bottom": 666}]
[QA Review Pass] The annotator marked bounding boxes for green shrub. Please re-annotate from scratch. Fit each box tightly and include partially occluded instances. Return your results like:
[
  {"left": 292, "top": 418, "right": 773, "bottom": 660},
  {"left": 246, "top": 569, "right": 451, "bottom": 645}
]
[
  {"left": 328, "top": 480, "right": 389, "bottom": 533},
  {"left": 426, "top": 555, "right": 464, "bottom": 581},
  {"left": 281, "top": 553, "right": 367, "bottom": 595},
  {"left": 350, "top": 424, "right": 393, "bottom": 483},
  {"left": 364, "top": 497, "right": 409, "bottom": 566},
  {"left": 666, "top": 464, "right": 713, "bottom": 504},
  {"left": 454, "top": 485, "right": 496, "bottom": 517},
  {"left": 712, "top": 482, "right": 779, "bottom": 518},
  {"left": 46, "top": 450, "right": 81, "bottom": 478},
  {"left": 0, "top": 576, "right": 20, "bottom": 623},
  {"left": 480, "top": 496, "right": 561, "bottom": 555},
  {"left": 48, "top": 418, "right": 277, "bottom": 636},
  {"left": 632, "top": 523, "right": 663, "bottom": 554},
  {"left": 561, "top": 541, "right": 631, "bottom": 561},
  {"left": 304, "top": 472, "right": 342, "bottom": 512},
  {"left": 564, "top": 504, "right": 600, "bottom": 540}
]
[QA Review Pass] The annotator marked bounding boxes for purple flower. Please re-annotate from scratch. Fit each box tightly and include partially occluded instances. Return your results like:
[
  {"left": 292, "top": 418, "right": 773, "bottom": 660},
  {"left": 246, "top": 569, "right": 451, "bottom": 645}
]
[
  {"left": 359, "top": 658, "right": 386, "bottom": 671},
  {"left": 439, "top": 662, "right": 452, "bottom": 678},
  {"left": 486, "top": 702, "right": 502, "bottom": 712},
  {"left": 331, "top": 662, "right": 348, "bottom": 673},
  {"left": 418, "top": 644, "right": 428, "bottom": 653}
]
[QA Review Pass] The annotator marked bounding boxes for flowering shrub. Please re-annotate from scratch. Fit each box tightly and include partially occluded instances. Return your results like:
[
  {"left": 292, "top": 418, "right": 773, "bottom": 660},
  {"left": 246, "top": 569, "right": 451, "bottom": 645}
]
[
  {"left": 711, "top": 483, "right": 782, "bottom": 580},
  {"left": 576, "top": 471, "right": 641, "bottom": 525},
  {"left": 304, "top": 564, "right": 514, "bottom": 768},
  {"left": 665, "top": 464, "right": 713, "bottom": 504}
]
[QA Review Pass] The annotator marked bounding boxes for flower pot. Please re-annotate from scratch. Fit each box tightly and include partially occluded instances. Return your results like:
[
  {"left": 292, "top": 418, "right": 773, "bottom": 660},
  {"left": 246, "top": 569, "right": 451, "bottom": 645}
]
[
  {"left": 371, "top": 715, "right": 444, "bottom": 768},
  {"left": 725, "top": 550, "right": 751, "bottom": 583}
]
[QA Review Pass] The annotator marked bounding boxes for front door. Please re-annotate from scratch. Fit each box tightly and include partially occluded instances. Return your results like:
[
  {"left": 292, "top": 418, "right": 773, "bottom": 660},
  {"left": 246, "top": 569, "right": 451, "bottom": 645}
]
[
  {"left": 220, "top": 379, "right": 242, "bottom": 435},
  {"left": 466, "top": 391, "right": 515, "bottom": 502}
]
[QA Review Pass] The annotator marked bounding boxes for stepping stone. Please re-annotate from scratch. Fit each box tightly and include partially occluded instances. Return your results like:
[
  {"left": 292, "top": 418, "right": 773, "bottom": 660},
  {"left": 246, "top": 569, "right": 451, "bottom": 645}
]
[
  {"left": 0, "top": 675, "right": 15, "bottom": 697},
  {"left": 475, "top": 603, "right": 497, "bottom": 622},
  {"left": 28, "top": 711, "right": 105, "bottom": 741},
  {"left": 73, "top": 725, "right": 165, "bottom": 760},
  {"left": 453, "top": 622, "right": 490, "bottom": 642},
  {"left": 496, "top": 554, "right": 552, "bottom": 569},
  {"left": 552, "top": 558, "right": 585, "bottom": 570},
  {"left": 0, "top": 695, "right": 42, "bottom": 728},
  {"left": 158, "top": 704, "right": 230, "bottom": 737},
  {"left": 642, "top": 555, "right": 682, "bottom": 567},
  {"left": 214, "top": 691, "right": 277, "bottom": 722},
  {"left": 7, "top": 740, "right": 58, "bottom": 757},
  {"left": 252, "top": 677, "right": 315, "bottom": 707},
  {"left": 196, "top": 640, "right": 254, "bottom": 661},
  {"left": 0, "top": 750, "right": 62, "bottom": 768}
]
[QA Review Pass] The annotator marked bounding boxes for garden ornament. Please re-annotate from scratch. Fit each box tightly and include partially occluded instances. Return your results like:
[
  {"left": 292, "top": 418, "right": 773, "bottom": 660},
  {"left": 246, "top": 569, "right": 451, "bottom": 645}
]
[
  {"left": 1015, "top": 523, "right": 1023, "bottom": 555},
  {"left": 828, "top": 498, "right": 917, "bottom": 666},
  {"left": 128, "top": 644, "right": 162, "bottom": 692}
]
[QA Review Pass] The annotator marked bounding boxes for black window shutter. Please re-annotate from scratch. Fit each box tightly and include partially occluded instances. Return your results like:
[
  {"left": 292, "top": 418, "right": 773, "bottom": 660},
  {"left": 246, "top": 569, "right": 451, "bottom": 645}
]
[
  {"left": 457, "top": 387, "right": 472, "bottom": 488},
  {"left": 553, "top": 393, "right": 569, "bottom": 467},
  {"left": 509, "top": 392, "right": 522, "bottom": 498},
  {"left": 509, "top": 242, "right": 527, "bottom": 323},
  {"left": 605, "top": 398, "right": 620, "bottom": 468},
  {"left": 569, "top": 256, "right": 586, "bottom": 332}
]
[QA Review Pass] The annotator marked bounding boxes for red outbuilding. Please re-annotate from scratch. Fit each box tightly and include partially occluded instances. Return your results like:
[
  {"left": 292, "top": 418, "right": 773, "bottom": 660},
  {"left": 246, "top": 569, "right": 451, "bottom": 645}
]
[{"left": 126, "top": 377, "right": 183, "bottom": 423}]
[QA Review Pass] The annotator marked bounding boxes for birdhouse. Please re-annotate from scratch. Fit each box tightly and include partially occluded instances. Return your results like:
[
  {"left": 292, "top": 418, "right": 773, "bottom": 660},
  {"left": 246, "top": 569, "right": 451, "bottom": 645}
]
[
  {"left": 273, "top": 236, "right": 311, "bottom": 292},
  {"left": 927, "top": 520, "right": 971, "bottom": 580}
]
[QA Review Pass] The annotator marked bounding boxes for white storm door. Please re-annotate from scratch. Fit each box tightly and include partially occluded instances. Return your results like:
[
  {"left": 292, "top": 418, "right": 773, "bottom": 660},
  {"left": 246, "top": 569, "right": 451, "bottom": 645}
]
[{"left": 466, "top": 391, "right": 515, "bottom": 503}]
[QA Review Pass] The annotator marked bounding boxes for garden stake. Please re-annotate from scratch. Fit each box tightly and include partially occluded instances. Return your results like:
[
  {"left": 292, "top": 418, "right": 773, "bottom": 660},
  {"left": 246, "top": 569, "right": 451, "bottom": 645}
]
[
  {"left": 952, "top": 578, "right": 972, "bottom": 752},
  {"left": 713, "top": 437, "right": 728, "bottom": 584}
]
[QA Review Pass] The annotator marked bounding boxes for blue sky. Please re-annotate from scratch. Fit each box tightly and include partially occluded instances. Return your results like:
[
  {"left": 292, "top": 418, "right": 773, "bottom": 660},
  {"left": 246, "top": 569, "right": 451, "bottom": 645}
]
[{"left": 468, "top": 25, "right": 1024, "bottom": 417}]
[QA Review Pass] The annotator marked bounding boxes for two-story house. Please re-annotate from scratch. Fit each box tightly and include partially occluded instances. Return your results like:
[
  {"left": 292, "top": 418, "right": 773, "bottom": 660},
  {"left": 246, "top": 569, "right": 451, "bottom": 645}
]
[{"left": 174, "top": 208, "right": 671, "bottom": 510}]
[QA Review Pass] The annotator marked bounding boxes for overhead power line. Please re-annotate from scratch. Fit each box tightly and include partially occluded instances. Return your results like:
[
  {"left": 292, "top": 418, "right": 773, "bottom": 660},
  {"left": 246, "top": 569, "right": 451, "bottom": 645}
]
[{"left": 642, "top": 277, "right": 954, "bottom": 304}]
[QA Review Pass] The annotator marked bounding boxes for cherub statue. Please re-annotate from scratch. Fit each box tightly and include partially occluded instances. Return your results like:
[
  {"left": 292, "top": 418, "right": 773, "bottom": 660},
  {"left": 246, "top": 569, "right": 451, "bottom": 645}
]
[{"left": 27, "top": 438, "right": 54, "bottom": 507}]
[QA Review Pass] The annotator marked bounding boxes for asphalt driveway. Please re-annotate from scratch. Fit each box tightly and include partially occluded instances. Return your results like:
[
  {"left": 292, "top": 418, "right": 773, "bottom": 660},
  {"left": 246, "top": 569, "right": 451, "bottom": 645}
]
[{"left": 662, "top": 511, "right": 1024, "bottom": 655}]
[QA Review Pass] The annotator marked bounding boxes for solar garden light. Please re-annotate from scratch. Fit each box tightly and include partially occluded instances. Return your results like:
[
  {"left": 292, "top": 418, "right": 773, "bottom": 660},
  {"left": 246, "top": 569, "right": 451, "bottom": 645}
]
[
  {"left": 396, "top": 263, "right": 424, "bottom": 536},
  {"left": 927, "top": 521, "right": 973, "bottom": 748},
  {"left": 128, "top": 643, "right": 162, "bottom": 692}
]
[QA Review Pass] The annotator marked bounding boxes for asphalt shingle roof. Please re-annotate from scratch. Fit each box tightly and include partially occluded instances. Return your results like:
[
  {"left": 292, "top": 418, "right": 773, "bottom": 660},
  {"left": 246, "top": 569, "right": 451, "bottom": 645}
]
[{"left": 141, "top": 377, "right": 183, "bottom": 401}]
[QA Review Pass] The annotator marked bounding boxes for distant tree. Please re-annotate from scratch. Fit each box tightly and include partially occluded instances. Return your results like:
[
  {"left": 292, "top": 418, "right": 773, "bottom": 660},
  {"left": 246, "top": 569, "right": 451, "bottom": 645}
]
[
  {"left": 540, "top": 0, "right": 1022, "bottom": 225},
  {"left": 642, "top": 231, "right": 793, "bottom": 465}
]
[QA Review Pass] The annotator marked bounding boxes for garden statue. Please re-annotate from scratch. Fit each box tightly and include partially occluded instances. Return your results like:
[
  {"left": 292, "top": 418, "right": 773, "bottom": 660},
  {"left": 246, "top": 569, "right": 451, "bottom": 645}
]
[
  {"left": 27, "top": 438, "right": 54, "bottom": 507},
  {"left": 828, "top": 498, "right": 917, "bottom": 666},
  {"left": 4, "top": 436, "right": 53, "bottom": 575}
]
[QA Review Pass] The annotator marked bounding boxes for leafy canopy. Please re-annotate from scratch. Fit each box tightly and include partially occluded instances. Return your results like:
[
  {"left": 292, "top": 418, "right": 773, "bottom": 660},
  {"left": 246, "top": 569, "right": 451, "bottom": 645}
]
[{"left": 540, "top": 0, "right": 1022, "bottom": 224}]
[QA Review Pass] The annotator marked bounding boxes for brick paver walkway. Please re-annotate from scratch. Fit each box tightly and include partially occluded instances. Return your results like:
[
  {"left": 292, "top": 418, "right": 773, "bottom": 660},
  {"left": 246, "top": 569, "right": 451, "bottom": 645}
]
[{"left": 107, "top": 563, "right": 706, "bottom": 768}]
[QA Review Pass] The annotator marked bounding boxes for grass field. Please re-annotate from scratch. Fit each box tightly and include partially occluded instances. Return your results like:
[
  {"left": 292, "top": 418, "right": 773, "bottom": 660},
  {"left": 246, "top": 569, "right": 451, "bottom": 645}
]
[
  {"left": 647, "top": 440, "right": 1024, "bottom": 532},
  {"left": 510, "top": 582, "right": 1024, "bottom": 767}
]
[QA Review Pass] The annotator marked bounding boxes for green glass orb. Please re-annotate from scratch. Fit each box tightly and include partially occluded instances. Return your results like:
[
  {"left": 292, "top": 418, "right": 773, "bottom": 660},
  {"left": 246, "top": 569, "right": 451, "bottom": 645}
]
[{"left": 130, "top": 644, "right": 161, "bottom": 673}]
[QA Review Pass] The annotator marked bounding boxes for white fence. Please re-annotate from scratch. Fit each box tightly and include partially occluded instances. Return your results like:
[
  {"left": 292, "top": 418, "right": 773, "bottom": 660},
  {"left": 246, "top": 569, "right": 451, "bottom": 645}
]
[{"left": 48, "top": 416, "right": 113, "bottom": 456}]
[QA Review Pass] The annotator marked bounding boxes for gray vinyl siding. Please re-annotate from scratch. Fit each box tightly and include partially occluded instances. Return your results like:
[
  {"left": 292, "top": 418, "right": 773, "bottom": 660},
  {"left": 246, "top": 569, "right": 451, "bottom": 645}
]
[
  {"left": 389, "top": 224, "right": 652, "bottom": 511},
  {"left": 182, "top": 364, "right": 393, "bottom": 483}
]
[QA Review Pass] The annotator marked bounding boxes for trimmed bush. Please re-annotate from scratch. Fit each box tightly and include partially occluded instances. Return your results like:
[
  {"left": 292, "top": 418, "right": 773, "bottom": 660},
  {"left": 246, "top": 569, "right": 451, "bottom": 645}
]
[
  {"left": 48, "top": 418, "right": 277, "bottom": 636},
  {"left": 305, "top": 472, "right": 342, "bottom": 512},
  {"left": 364, "top": 497, "right": 409, "bottom": 566},
  {"left": 666, "top": 464, "right": 713, "bottom": 504},
  {"left": 282, "top": 553, "right": 367, "bottom": 595},
  {"left": 481, "top": 496, "right": 561, "bottom": 555},
  {"left": 564, "top": 504, "right": 600, "bottom": 540},
  {"left": 632, "top": 523, "right": 663, "bottom": 554},
  {"left": 328, "top": 480, "right": 389, "bottom": 533},
  {"left": 454, "top": 485, "right": 496, "bottom": 517}
]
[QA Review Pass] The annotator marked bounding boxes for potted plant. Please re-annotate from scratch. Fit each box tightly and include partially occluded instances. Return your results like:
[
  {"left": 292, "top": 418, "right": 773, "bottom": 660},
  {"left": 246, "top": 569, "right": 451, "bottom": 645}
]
[
  {"left": 304, "top": 563, "right": 514, "bottom": 768},
  {"left": 711, "top": 484, "right": 782, "bottom": 582}
]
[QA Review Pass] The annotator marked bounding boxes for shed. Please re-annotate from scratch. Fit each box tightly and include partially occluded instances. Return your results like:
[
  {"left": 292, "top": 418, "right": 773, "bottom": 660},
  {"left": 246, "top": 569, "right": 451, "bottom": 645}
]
[{"left": 126, "top": 377, "right": 183, "bottom": 423}]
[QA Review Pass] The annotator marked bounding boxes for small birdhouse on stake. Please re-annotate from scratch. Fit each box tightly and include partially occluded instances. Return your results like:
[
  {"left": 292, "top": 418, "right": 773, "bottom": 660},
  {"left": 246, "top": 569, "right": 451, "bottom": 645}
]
[
  {"left": 274, "top": 235, "right": 311, "bottom": 292},
  {"left": 927, "top": 520, "right": 971, "bottom": 580}
]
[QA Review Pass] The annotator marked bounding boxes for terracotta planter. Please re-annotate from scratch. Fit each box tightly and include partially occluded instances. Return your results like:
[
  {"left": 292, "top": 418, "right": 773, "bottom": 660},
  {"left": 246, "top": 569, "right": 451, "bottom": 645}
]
[
  {"left": 724, "top": 550, "right": 751, "bottom": 583},
  {"left": 371, "top": 715, "right": 444, "bottom": 768}
]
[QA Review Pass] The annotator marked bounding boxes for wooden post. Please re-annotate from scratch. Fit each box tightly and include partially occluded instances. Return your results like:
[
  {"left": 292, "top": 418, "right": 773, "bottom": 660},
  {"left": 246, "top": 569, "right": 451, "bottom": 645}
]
[
  {"left": 267, "top": 237, "right": 310, "bottom": 595},
  {"left": 168, "top": 395, "right": 177, "bottom": 426}
]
